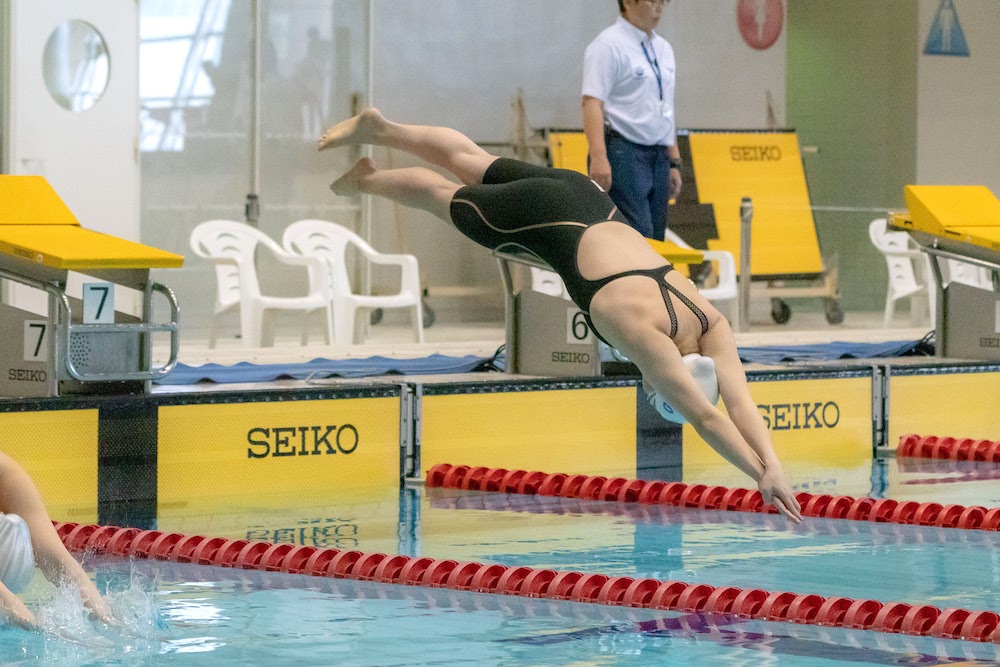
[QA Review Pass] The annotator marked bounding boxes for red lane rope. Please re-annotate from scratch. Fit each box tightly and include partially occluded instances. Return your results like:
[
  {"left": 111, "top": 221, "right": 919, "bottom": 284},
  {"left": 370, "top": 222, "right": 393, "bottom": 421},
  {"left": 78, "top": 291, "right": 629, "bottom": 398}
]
[
  {"left": 898, "top": 434, "right": 1000, "bottom": 462},
  {"left": 54, "top": 518, "right": 1000, "bottom": 643},
  {"left": 430, "top": 492, "right": 1000, "bottom": 548},
  {"left": 425, "top": 463, "right": 1000, "bottom": 532}
]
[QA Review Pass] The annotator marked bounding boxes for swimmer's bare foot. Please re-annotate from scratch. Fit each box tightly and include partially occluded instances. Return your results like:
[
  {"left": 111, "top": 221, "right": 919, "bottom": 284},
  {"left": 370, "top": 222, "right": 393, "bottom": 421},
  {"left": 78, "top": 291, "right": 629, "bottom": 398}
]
[
  {"left": 330, "top": 157, "right": 376, "bottom": 196},
  {"left": 318, "top": 108, "right": 386, "bottom": 151}
]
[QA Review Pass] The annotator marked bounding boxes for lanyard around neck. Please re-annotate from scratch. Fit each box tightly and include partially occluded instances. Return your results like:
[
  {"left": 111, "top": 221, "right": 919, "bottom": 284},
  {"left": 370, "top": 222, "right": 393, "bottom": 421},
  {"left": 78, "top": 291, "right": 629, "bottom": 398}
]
[{"left": 640, "top": 39, "right": 663, "bottom": 101}]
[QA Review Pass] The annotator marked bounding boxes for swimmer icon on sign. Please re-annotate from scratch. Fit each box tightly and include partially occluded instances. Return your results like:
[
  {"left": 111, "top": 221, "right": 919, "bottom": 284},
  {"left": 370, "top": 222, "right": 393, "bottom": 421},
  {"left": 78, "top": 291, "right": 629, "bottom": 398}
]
[{"left": 737, "top": 0, "right": 784, "bottom": 51}]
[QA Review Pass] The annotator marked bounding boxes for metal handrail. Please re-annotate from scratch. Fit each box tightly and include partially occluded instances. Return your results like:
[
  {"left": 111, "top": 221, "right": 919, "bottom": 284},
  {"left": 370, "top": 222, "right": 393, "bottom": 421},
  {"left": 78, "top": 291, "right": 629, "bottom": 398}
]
[
  {"left": 0, "top": 264, "right": 180, "bottom": 384},
  {"left": 58, "top": 282, "right": 181, "bottom": 382}
]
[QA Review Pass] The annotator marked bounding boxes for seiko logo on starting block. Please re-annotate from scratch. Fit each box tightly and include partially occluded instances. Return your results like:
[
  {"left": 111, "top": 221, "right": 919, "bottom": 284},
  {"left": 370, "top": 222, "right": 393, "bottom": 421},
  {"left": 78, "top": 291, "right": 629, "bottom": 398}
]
[
  {"left": 551, "top": 351, "right": 591, "bottom": 364},
  {"left": 8, "top": 369, "right": 47, "bottom": 382},
  {"left": 247, "top": 424, "right": 359, "bottom": 459},
  {"left": 758, "top": 401, "right": 840, "bottom": 430},
  {"left": 730, "top": 145, "right": 782, "bottom": 162}
]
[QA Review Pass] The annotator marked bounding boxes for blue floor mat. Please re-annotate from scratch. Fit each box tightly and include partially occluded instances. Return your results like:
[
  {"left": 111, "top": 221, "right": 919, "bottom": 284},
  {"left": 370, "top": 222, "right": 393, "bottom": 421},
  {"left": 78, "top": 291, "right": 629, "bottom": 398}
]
[
  {"left": 157, "top": 340, "right": 927, "bottom": 385},
  {"left": 156, "top": 354, "right": 493, "bottom": 385},
  {"left": 737, "top": 339, "right": 927, "bottom": 364}
]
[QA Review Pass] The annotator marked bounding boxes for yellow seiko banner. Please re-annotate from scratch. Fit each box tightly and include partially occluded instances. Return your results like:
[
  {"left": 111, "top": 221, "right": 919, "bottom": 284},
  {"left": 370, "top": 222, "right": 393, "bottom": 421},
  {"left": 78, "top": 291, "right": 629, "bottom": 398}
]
[
  {"left": 0, "top": 410, "right": 98, "bottom": 521},
  {"left": 682, "top": 377, "right": 872, "bottom": 498},
  {"left": 887, "top": 372, "right": 1000, "bottom": 447},
  {"left": 158, "top": 398, "right": 401, "bottom": 514},
  {"left": 688, "top": 132, "right": 823, "bottom": 276},
  {"left": 420, "top": 387, "right": 636, "bottom": 478}
]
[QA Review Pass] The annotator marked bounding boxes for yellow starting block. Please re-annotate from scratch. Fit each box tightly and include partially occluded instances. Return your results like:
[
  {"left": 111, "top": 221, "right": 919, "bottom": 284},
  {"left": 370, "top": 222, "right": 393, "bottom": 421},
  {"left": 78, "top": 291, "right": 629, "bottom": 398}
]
[
  {"left": 0, "top": 175, "right": 183, "bottom": 396},
  {"left": 890, "top": 185, "right": 1000, "bottom": 360},
  {"left": 898, "top": 185, "right": 1000, "bottom": 256}
]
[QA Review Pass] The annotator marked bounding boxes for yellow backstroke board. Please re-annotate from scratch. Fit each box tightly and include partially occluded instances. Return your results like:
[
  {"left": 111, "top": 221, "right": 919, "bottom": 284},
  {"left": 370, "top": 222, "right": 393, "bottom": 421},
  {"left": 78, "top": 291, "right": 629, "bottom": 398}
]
[
  {"left": 0, "top": 175, "right": 80, "bottom": 226},
  {"left": 688, "top": 132, "right": 823, "bottom": 276},
  {"left": 0, "top": 175, "right": 183, "bottom": 269},
  {"left": 0, "top": 226, "right": 184, "bottom": 269},
  {"left": 548, "top": 132, "right": 589, "bottom": 175},
  {"left": 904, "top": 185, "right": 1000, "bottom": 232},
  {"left": 647, "top": 238, "right": 704, "bottom": 265}
]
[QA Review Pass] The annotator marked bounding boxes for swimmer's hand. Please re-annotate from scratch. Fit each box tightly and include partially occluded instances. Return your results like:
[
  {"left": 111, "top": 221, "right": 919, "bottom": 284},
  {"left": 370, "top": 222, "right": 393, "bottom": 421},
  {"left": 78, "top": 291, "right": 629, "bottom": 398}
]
[
  {"left": 4, "top": 604, "right": 39, "bottom": 632},
  {"left": 86, "top": 595, "right": 118, "bottom": 628},
  {"left": 758, "top": 468, "right": 802, "bottom": 524}
]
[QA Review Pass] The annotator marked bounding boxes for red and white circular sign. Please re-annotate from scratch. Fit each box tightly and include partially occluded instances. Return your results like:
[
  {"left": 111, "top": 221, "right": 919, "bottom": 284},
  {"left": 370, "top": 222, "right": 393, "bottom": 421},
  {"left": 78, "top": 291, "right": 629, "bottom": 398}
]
[{"left": 737, "top": 0, "right": 784, "bottom": 51}]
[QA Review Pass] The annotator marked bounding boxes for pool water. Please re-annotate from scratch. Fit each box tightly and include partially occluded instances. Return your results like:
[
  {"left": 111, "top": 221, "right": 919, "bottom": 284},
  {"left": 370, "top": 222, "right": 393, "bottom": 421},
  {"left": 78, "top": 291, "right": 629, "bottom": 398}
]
[
  {"left": 6, "top": 559, "right": 999, "bottom": 666},
  {"left": 3, "top": 459, "right": 999, "bottom": 665}
]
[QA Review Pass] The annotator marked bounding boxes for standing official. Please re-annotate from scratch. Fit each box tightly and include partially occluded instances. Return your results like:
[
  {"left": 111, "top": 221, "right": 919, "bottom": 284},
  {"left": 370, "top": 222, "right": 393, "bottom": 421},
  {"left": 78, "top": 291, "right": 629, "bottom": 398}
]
[{"left": 583, "top": 0, "right": 682, "bottom": 241}]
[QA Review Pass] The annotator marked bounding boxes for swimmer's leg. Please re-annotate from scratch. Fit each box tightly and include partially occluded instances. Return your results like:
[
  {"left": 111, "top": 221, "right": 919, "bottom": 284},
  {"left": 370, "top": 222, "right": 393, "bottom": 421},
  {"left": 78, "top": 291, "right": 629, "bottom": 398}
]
[
  {"left": 331, "top": 157, "right": 460, "bottom": 223},
  {"left": 319, "top": 108, "right": 497, "bottom": 186}
]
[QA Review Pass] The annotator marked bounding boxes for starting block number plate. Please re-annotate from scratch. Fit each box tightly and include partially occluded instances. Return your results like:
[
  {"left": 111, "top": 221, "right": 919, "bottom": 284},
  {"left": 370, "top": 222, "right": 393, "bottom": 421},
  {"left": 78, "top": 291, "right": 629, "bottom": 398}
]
[
  {"left": 83, "top": 283, "right": 115, "bottom": 324},
  {"left": 567, "top": 309, "right": 594, "bottom": 345},
  {"left": 23, "top": 320, "right": 48, "bottom": 362}
]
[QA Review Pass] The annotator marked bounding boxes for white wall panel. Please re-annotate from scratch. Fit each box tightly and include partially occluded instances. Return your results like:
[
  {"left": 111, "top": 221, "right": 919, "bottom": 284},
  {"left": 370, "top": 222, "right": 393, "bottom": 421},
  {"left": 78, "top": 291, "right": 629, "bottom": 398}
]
[{"left": 917, "top": 0, "right": 1000, "bottom": 192}]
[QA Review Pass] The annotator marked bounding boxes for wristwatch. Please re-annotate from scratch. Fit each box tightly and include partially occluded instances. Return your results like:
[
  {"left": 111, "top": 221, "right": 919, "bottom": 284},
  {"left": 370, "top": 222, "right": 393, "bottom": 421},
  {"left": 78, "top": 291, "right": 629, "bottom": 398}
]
[{"left": 669, "top": 157, "right": 683, "bottom": 170}]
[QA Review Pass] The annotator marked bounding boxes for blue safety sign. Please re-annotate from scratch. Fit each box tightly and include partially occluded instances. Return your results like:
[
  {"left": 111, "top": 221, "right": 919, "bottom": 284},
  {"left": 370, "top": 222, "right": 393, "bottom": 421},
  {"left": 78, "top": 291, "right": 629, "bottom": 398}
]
[{"left": 924, "top": 0, "right": 969, "bottom": 57}]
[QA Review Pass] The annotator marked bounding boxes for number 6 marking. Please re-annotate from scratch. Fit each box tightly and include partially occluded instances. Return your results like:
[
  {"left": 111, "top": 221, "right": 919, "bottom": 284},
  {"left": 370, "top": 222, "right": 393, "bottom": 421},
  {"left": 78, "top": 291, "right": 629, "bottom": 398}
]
[{"left": 567, "top": 309, "right": 593, "bottom": 344}]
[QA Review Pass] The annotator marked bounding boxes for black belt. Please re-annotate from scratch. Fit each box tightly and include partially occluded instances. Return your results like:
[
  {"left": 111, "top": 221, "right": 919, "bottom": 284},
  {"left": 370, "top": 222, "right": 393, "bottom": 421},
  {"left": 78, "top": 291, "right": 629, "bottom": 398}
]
[{"left": 604, "top": 127, "right": 664, "bottom": 149}]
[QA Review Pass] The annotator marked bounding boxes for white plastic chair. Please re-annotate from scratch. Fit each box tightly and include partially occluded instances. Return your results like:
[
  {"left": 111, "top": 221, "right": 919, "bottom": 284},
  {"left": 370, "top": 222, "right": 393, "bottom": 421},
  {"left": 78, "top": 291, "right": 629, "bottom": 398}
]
[
  {"left": 282, "top": 219, "right": 424, "bottom": 345},
  {"left": 869, "top": 218, "right": 932, "bottom": 327},
  {"left": 190, "top": 220, "right": 333, "bottom": 348},
  {"left": 697, "top": 250, "right": 739, "bottom": 320},
  {"left": 662, "top": 228, "right": 738, "bottom": 318},
  {"left": 946, "top": 259, "right": 993, "bottom": 291}
]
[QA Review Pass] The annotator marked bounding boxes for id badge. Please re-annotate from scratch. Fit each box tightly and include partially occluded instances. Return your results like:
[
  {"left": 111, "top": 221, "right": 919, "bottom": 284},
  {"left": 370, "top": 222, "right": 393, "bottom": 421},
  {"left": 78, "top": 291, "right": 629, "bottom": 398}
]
[{"left": 659, "top": 102, "right": 672, "bottom": 119}]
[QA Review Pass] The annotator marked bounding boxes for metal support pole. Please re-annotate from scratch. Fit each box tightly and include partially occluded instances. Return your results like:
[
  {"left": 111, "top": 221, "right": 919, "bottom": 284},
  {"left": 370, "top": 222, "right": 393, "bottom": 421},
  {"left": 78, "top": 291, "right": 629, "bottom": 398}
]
[
  {"left": 738, "top": 197, "right": 753, "bottom": 332},
  {"left": 246, "top": 0, "right": 262, "bottom": 226},
  {"left": 496, "top": 257, "right": 517, "bottom": 373},
  {"left": 927, "top": 252, "right": 947, "bottom": 357}
]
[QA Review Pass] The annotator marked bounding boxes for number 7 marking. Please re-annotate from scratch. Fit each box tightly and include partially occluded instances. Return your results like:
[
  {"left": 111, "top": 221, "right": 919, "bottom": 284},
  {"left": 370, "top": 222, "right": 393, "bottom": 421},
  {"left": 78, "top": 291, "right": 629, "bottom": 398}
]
[
  {"left": 29, "top": 323, "right": 46, "bottom": 357},
  {"left": 91, "top": 286, "right": 110, "bottom": 320}
]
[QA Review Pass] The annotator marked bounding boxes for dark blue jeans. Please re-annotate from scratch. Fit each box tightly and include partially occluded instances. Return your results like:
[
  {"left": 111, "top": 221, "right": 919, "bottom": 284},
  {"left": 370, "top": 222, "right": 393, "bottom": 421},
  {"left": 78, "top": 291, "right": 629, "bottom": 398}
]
[{"left": 605, "top": 132, "right": 670, "bottom": 240}]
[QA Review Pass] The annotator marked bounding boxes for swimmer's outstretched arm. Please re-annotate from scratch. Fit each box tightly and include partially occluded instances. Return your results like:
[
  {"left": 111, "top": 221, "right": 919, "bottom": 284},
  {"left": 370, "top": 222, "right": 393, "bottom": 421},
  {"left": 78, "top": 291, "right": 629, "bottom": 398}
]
[
  {"left": 623, "top": 321, "right": 801, "bottom": 523},
  {"left": 698, "top": 318, "right": 801, "bottom": 521},
  {"left": 0, "top": 580, "right": 36, "bottom": 629},
  {"left": 0, "top": 452, "right": 114, "bottom": 624}
]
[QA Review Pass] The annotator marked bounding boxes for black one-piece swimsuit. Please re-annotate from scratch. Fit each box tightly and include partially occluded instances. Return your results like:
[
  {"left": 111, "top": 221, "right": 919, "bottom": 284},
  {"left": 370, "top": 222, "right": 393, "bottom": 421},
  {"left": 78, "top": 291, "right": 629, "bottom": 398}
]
[{"left": 449, "top": 158, "right": 708, "bottom": 345}]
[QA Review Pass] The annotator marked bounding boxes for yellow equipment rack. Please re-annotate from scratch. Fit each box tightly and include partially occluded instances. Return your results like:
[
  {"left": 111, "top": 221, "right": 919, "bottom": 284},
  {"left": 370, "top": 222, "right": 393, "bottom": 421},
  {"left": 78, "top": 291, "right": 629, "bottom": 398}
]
[{"left": 546, "top": 129, "right": 842, "bottom": 325}]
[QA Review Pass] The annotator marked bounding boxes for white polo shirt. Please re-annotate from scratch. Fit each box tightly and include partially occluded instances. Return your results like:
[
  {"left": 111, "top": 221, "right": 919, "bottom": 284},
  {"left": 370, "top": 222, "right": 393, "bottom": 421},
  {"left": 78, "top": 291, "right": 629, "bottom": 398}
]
[{"left": 582, "top": 16, "right": 676, "bottom": 147}]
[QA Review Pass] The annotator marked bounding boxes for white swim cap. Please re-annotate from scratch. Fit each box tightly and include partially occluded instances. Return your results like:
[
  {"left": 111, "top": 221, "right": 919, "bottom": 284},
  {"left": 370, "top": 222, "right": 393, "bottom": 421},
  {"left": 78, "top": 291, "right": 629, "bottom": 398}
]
[
  {"left": 0, "top": 512, "right": 34, "bottom": 593},
  {"left": 647, "top": 353, "right": 720, "bottom": 424}
]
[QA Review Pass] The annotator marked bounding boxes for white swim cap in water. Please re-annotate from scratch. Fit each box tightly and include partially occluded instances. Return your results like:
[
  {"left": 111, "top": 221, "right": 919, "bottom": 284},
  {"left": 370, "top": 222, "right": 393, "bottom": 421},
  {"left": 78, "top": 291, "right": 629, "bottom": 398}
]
[
  {"left": 0, "top": 512, "right": 34, "bottom": 593},
  {"left": 647, "top": 354, "right": 720, "bottom": 424}
]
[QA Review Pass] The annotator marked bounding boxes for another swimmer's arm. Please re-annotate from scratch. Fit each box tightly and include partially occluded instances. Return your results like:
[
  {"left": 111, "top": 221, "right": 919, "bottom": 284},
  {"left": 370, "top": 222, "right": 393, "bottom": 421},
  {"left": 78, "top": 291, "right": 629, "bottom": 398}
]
[
  {"left": 0, "top": 453, "right": 114, "bottom": 624},
  {"left": 0, "top": 581, "right": 36, "bottom": 630}
]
